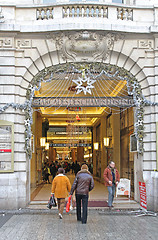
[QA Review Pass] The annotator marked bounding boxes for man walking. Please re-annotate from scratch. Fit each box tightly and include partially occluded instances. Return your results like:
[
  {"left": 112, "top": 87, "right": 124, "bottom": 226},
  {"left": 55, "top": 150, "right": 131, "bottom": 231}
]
[
  {"left": 70, "top": 164, "right": 94, "bottom": 224},
  {"left": 103, "top": 161, "right": 120, "bottom": 208}
]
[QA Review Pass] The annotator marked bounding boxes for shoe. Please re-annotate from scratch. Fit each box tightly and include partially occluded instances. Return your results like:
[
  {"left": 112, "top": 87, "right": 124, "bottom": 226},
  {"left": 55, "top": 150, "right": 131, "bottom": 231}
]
[{"left": 59, "top": 213, "right": 63, "bottom": 219}]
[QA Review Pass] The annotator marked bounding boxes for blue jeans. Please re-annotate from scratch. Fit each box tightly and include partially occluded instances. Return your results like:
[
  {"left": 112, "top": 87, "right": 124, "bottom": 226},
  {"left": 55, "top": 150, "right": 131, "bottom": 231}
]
[
  {"left": 75, "top": 194, "right": 88, "bottom": 224},
  {"left": 107, "top": 184, "right": 116, "bottom": 207}
]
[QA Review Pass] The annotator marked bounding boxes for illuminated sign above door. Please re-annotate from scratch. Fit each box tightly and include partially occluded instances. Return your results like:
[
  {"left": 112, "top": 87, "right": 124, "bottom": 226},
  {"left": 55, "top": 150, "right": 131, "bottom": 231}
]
[{"left": 32, "top": 97, "right": 134, "bottom": 108}]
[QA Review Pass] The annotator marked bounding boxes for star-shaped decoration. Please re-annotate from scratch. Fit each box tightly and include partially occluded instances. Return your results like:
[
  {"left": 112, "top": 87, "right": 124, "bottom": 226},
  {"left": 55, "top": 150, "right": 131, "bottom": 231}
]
[
  {"left": 24, "top": 119, "right": 30, "bottom": 126},
  {"left": 72, "top": 76, "right": 96, "bottom": 95}
]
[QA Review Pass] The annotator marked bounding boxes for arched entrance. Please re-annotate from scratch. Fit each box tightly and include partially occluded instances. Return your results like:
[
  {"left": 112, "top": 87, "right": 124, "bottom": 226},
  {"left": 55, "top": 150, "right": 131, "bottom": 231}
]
[{"left": 28, "top": 62, "right": 143, "bottom": 206}]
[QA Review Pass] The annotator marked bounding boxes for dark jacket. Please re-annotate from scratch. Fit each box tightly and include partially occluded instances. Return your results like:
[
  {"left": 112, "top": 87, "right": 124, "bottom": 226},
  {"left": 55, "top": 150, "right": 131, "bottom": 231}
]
[
  {"left": 103, "top": 166, "right": 120, "bottom": 187},
  {"left": 70, "top": 169, "right": 94, "bottom": 195}
]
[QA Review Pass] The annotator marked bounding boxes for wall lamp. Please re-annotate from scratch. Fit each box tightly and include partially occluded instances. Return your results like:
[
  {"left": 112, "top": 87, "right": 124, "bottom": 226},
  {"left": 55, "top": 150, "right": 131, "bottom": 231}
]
[
  {"left": 45, "top": 142, "right": 49, "bottom": 150},
  {"left": 104, "top": 137, "right": 110, "bottom": 147},
  {"left": 94, "top": 142, "right": 99, "bottom": 150},
  {"left": 40, "top": 137, "right": 46, "bottom": 147}
]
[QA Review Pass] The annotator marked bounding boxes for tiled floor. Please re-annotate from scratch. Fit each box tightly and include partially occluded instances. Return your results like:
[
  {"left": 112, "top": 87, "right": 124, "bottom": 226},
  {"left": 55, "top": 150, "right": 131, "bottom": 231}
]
[
  {"left": 30, "top": 173, "right": 140, "bottom": 209},
  {"left": 32, "top": 173, "right": 107, "bottom": 201}
]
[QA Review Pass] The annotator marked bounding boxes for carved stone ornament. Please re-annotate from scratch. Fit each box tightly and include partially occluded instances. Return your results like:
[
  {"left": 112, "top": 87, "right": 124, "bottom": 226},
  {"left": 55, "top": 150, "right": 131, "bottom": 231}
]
[
  {"left": 16, "top": 39, "right": 32, "bottom": 49},
  {"left": 53, "top": 31, "right": 120, "bottom": 62},
  {"left": 0, "top": 7, "right": 4, "bottom": 23},
  {"left": 0, "top": 38, "right": 13, "bottom": 48},
  {"left": 138, "top": 40, "right": 154, "bottom": 49}
]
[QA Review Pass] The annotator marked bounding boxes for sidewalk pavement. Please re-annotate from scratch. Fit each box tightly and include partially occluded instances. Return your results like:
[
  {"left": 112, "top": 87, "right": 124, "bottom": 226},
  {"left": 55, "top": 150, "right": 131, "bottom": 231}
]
[{"left": 0, "top": 208, "right": 157, "bottom": 240}]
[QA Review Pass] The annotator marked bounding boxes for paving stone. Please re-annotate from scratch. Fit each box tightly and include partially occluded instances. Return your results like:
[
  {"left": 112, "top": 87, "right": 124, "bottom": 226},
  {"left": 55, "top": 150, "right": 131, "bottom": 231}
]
[
  {"left": 0, "top": 211, "right": 157, "bottom": 240},
  {"left": 0, "top": 214, "right": 13, "bottom": 228}
]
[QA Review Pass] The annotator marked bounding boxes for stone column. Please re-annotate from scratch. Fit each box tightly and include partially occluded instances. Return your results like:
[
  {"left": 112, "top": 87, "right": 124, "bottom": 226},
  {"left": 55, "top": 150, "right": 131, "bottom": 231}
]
[
  {"left": 112, "top": 111, "right": 120, "bottom": 173},
  {"left": 30, "top": 111, "right": 37, "bottom": 188},
  {"left": 77, "top": 146, "right": 84, "bottom": 163},
  {"left": 93, "top": 126, "right": 97, "bottom": 176},
  {"left": 100, "top": 116, "right": 107, "bottom": 181},
  {"left": 71, "top": 148, "right": 76, "bottom": 162},
  {"left": 49, "top": 147, "right": 56, "bottom": 162},
  {"left": 143, "top": 35, "right": 158, "bottom": 210},
  {"left": 31, "top": 111, "right": 43, "bottom": 187}
]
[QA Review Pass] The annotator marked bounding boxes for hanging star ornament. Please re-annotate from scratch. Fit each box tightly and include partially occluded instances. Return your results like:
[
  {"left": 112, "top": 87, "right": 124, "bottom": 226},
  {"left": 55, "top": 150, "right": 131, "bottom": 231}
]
[{"left": 72, "top": 76, "right": 96, "bottom": 95}]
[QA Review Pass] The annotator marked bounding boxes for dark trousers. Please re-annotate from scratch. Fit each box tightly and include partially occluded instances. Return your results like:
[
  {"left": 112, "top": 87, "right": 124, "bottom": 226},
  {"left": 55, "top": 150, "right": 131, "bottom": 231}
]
[{"left": 75, "top": 194, "right": 88, "bottom": 224}]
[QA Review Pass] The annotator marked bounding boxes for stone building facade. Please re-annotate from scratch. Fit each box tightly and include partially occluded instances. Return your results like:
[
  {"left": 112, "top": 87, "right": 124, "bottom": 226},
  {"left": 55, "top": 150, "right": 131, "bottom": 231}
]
[{"left": 0, "top": 0, "right": 158, "bottom": 210}]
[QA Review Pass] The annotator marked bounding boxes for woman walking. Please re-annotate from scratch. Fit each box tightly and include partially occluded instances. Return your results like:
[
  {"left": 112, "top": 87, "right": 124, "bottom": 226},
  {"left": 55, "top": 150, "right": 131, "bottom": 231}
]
[{"left": 51, "top": 168, "right": 71, "bottom": 219}]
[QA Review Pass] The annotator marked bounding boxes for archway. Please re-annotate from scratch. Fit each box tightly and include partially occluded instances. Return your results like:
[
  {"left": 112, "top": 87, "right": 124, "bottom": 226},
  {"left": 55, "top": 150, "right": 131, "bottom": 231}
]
[{"left": 27, "top": 62, "right": 146, "bottom": 204}]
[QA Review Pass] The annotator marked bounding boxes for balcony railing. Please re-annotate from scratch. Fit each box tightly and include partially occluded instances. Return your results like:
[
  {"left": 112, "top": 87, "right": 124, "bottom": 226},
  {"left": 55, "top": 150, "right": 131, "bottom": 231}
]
[
  {"left": 63, "top": 5, "right": 108, "bottom": 18},
  {"left": 1, "top": 3, "right": 156, "bottom": 27},
  {"left": 117, "top": 7, "right": 133, "bottom": 21},
  {"left": 36, "top": 5, "right": 133, "bottom": 21},
  {"left": 36, "top": 7, "right": 54, "bottom": 20}
]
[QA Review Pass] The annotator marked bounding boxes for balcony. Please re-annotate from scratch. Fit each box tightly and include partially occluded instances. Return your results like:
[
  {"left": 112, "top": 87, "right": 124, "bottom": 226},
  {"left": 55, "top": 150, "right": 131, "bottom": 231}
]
[{"left": 0, "top": 2, "right": 157, "bottom": 33}]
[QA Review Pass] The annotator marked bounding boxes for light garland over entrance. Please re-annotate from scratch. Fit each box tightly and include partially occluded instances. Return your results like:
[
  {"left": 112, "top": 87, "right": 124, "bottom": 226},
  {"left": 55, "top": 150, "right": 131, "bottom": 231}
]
[
  {"left": 0, "top": 63, "right": 157, "bottom": 158},
  {"left": 72, "top": 76, "right": 96, "bottom": 95}
]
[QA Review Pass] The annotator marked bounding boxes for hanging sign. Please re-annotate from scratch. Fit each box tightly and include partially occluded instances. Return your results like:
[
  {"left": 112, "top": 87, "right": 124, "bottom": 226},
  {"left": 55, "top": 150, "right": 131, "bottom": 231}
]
[
  {"left": 139, "top": 182, "right": 147, "bottom": 210},
  {"left": 32, "top": 97, "right": 134, "bottom": 108},
  {"left": 50, "top": 143, "right": 91, "bottom": 147}
]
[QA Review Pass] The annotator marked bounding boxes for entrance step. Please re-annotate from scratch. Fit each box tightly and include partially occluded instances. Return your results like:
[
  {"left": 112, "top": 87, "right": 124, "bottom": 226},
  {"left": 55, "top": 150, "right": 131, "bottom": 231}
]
[{"left": 28, "top": 200, "right": 140, "bottom": 210}]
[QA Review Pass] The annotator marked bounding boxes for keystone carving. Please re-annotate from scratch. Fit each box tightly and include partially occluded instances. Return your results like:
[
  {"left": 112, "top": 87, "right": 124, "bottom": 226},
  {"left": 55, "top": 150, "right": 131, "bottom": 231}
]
[{"left": 52, "top": 31, "right": 121, "bottom": 62}]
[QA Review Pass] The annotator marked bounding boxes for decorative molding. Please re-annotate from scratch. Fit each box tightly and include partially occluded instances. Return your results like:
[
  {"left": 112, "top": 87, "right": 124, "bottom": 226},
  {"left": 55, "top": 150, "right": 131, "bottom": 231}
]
[
  {"left": 0, "top": 38, "right": 13, "bottom": 48},
  {"left": 0, "top": 7, "right": 4, "bottom": 23},
  {"left": 138, "top": 40, "right": 154, "bottom": 49},
  {"left": 16, "top": 39, "right": 32, "bottom": 49},
  {"left": 53, "top": 31, "right": 121, "bottom": 62}
]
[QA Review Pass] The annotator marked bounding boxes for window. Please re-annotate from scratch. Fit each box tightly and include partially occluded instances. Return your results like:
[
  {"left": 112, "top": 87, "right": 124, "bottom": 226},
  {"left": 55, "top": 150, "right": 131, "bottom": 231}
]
[
  {"left": 112, "top": 0, "right": 123, "bottom": 3},
  {"left": 43, "top": 0, "right": 56, "bottom": 3},
  {"left": 43, "top": 0, "right": 99, "bottom": 3}
]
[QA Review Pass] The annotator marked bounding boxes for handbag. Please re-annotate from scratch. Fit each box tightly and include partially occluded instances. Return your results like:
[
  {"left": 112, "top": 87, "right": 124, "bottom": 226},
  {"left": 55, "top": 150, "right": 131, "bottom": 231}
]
[
  {"left": 47, "top": 194, "right": 57, "bottom": 209},
  {"left": 66, "top": 195, "right": 73, "bottom": 212}
]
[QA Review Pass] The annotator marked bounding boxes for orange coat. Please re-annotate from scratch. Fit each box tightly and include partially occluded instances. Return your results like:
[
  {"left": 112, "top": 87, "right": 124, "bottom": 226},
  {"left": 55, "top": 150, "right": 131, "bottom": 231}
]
[
  {"left": 103, "top": 166, "right": 120, "bottom": 187},
  {"left": 51, "top": 174, "right": 71, "bottom": 198}
]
